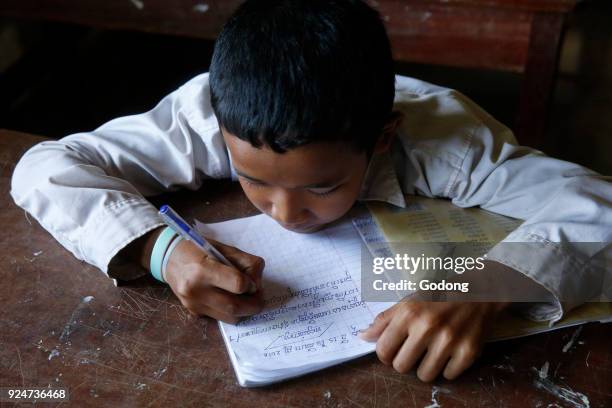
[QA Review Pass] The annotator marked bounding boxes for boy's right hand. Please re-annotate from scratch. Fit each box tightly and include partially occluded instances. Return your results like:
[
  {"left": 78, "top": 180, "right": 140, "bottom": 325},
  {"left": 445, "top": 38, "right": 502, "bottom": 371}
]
[{"left": 163, "top": 238, "right": 265, "bottom": 323}]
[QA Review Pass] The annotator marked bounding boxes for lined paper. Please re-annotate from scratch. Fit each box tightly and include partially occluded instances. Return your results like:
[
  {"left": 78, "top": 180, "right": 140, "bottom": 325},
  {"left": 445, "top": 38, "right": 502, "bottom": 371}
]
[{"left": 196, "top": 215, "right": 391, "bottom": 372}]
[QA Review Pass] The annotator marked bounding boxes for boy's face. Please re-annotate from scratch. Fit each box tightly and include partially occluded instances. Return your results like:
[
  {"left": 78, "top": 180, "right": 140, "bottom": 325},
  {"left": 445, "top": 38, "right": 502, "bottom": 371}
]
[{"left": 223, "top": 130, "right": 369, "bottom": 233}]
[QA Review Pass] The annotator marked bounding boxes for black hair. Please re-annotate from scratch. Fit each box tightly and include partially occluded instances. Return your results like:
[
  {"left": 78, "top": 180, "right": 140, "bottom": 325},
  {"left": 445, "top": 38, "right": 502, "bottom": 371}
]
[{"left": 209, "top": 0, "right": 395, "bottom": 153}]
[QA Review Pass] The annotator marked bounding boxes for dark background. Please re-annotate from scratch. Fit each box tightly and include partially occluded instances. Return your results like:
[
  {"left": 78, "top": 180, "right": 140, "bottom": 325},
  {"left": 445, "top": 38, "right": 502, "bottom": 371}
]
[{"left": 0, "top": 0, "right": 610, "bottom": 174}]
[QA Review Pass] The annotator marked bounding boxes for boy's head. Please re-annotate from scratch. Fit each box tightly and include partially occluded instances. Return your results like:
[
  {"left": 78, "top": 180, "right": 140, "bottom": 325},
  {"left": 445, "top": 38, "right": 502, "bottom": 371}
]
[{"left": 210, "top": 0, "right": 401, "bottom": 232}]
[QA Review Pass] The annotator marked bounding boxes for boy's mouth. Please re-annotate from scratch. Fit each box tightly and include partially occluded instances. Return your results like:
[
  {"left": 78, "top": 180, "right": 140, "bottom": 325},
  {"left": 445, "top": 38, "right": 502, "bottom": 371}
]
[{"left": 280, "top": 222, "right": 323, "bottom": 233}]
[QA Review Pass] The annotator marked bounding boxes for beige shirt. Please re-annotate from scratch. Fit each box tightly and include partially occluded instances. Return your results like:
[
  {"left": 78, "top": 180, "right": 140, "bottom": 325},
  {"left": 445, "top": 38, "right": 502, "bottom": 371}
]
[{"left": 11, "top": 73, "right": 612, "bottom": 324}]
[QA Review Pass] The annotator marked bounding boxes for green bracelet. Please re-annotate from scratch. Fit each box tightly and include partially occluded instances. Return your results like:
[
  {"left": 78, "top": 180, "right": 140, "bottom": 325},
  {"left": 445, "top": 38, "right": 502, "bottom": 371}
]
[
  {"left": 150, "top": 226, "right": 177, "bottom": 283},
  {"left": 161, "top": 235, "right": 183, "bottom": 282}
]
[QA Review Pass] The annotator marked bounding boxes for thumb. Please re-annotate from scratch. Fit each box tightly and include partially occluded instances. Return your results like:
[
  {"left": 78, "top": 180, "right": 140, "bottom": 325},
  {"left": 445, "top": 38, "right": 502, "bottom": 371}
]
[
  {"left": 359, "top": 306, "right": 395, "bottom": 342},
  {"left": 208, "top": 239, "right": 265, "bottom": 288}
]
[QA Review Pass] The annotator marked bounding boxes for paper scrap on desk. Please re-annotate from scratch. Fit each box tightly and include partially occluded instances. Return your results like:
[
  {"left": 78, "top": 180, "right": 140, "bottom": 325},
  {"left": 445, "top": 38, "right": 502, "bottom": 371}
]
[{"left": 366, "top": 196, "right": 522, "bottom": 244}]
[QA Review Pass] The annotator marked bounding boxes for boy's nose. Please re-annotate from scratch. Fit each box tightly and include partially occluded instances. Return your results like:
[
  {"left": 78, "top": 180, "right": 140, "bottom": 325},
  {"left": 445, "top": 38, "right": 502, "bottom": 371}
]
[{"left": 270, "top": 190, "right": 309, "bottom": 226}]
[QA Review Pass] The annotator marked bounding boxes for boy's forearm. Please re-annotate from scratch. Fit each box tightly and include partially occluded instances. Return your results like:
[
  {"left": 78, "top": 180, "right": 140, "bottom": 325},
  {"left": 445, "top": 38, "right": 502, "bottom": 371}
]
[{"left": 119, "top": 226, "right": 165, "bottom": 271}]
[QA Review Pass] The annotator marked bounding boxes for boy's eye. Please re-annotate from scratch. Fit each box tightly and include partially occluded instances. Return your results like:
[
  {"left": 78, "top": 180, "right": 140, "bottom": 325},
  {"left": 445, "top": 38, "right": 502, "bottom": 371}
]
[
  {"left": 309, "top": 186, "right": 339, "bottom": 197},
  {"left": 242, "top": 178, "right": 266, "bottom": 188},
  {"left": 242, "top": 176, "right": 339, "bottom": 196}
]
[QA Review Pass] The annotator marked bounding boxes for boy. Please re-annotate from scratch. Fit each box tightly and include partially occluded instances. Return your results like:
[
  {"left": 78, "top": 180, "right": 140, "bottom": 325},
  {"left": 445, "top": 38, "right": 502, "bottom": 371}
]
[{"left": 10, "top": 0, "right": 611, "bottom": 382}]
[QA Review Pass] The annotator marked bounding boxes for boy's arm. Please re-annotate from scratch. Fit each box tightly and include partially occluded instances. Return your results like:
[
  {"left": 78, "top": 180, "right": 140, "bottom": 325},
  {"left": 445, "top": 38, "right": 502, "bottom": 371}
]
[
  {"left": 397, "top": 88, "right": 611, "bottom": 323},
  {"left": 10, "top": 73, "right": 231, "bottom": 279}
]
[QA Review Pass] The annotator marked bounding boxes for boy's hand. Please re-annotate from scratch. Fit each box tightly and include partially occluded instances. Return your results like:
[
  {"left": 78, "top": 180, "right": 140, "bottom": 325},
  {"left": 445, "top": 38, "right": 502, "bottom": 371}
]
[
  {"left": 359, "top": 300, "right": 508, "bottom": 382},
  {"left": 164, "top": 238, "right": 265, "bottom": 323}
]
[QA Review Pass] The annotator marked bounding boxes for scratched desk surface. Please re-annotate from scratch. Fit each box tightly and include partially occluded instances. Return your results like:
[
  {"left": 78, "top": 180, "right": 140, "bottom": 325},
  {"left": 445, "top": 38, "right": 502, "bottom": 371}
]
[{"left": 0, "top": 129, "right": 610, "bottom": 408}]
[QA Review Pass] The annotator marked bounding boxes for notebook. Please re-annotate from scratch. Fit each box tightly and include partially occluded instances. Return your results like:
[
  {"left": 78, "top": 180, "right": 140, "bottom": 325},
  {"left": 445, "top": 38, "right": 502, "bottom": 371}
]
[
  {"left": 196, "top": 213, "right": 392, "bottom": 387},
  {"left": 195, "top": 199, "right": 611, "bottom": 387}
]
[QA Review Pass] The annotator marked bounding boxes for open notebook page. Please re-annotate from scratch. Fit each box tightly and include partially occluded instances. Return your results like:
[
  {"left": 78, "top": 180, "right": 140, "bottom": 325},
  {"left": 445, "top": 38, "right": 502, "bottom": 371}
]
[{"left": 196, "top": 214, "right": 393, "bottom": 373}]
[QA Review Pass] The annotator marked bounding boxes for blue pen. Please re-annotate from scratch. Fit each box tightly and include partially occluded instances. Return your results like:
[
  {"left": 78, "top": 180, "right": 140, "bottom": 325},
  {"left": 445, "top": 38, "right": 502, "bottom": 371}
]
[{"left": 159, "top": 204, "right": 232, "bottom": 267}]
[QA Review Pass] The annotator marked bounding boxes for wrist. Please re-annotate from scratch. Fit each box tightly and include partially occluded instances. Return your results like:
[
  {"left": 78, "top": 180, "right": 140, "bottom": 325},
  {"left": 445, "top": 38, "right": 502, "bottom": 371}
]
[
  {"left": 163, "top": 239, "right": 188, "bottom": 290},
  {"left": 120, "top": 226, "right": 165, "bottom": 271},
  {"left": 150, "top": 226, "right": 180, "bottom": 282}
]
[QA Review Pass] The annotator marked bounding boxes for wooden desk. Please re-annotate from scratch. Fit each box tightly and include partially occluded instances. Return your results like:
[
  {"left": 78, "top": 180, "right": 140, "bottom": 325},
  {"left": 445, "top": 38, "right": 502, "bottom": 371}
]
[
  {"left": 0, "top": 0, "right": 576, "bottom": 148},
  {"left": 1, "top": 129, "right": 609, "bottom": 407}
]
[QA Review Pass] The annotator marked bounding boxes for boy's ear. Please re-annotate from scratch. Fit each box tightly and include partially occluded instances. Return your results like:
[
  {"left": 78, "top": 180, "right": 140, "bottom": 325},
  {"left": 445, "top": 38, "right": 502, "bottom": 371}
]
[{"left": 373, "top": 111, "right": 404, "bottom": 154}]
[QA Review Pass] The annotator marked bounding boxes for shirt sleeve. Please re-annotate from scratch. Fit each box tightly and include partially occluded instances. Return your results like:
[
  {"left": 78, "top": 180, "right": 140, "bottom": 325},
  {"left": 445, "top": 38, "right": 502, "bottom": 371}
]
[
  {"left": 10, "top": 73, "right": 232, "bottom": 279},
  {"left": 395, "top": 88, "right": 612, "bottom": 324}
]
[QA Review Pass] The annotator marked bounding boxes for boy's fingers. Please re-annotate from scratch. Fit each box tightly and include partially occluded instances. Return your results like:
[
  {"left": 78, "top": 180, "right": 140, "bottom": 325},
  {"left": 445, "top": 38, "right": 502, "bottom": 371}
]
[
  {"left": 186, "top": 302, "right": 240, "bottom": 324},
  {"left": 417, "top": 345, "right": 452, "bottom": 382},
  {"left": 374, "top": 316, "right": 408, "bottom": 365},
  {"left": 199, "top": 257, "right": 257, "bottom": 294},
  {"left": 416, "top": 306, "right": 484, "bottom": 381},
  {"left": 391, "top": 335, "right": 428, "bottom": 374},
  {"left": 209, "top": 239, "right": 265, "bottom": 287},
  {"left": 359, "top": 306, "right": 395, "bottom": 341},
  {"left": 203, "top": 287, "right": 265, "bottom": 317},
  {"left": 443, "top": 342, "right": 480, "bottom": 380}
]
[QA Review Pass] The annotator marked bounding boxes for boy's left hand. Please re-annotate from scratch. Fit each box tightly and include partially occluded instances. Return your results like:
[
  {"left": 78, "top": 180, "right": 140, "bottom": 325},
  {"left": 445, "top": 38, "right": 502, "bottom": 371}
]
[{"left": 359, "top": 300, "right": 508, "bottom": 382}]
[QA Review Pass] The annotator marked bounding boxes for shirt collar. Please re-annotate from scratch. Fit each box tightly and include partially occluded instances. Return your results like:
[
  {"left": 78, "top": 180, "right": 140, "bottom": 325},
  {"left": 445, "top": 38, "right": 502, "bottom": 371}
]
[{"left": 358, "top": 150, "right": 407, "bottom": 208}]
